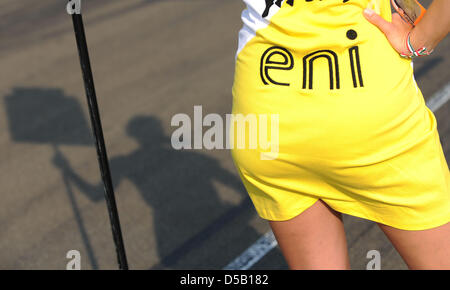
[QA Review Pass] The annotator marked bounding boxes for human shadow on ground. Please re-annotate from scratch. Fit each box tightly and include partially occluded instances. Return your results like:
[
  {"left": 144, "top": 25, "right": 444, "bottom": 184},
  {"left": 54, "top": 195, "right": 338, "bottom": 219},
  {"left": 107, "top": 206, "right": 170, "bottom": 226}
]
[{"left": 5, "top": 87, "right": 254, "bottom": 269}]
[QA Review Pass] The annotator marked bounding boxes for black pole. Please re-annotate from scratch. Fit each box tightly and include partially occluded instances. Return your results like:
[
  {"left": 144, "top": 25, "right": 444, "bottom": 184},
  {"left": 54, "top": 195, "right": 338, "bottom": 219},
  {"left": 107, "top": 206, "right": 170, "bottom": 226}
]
[{"left": 71, "top": 13, "right": 128, "bottom": 270}]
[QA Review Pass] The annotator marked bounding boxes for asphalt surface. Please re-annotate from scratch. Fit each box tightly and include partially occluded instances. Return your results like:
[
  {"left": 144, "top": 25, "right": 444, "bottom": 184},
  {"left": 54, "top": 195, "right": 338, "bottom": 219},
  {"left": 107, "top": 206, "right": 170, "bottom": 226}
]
[{"left": 0, "top": 0, "right": 448, "bottom": 270}]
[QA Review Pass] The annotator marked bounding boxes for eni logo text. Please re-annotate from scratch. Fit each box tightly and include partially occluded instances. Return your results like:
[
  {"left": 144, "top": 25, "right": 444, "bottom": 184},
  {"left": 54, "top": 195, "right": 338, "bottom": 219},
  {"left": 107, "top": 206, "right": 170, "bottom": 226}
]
[{"left": 260, "top": 42, "right": 364, "bottom": 90}]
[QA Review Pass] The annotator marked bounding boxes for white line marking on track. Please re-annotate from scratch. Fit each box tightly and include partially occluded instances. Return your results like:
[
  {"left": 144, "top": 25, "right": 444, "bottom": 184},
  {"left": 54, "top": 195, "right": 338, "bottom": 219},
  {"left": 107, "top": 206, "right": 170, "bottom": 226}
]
[
  {"left": 426, "top": 82, "right": 450, "bottom": 112},
  {"left": 224, "top": 82, "right": 450, "bottom": 270},
  {"left": 223, "top": 231, "right": 277, "bottom": 270}
]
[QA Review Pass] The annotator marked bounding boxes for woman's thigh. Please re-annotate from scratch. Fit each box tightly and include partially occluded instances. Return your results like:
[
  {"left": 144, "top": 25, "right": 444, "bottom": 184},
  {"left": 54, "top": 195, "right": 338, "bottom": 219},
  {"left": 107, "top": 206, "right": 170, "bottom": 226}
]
[
  {"left": 378, "top": 222, "right": 450, "bottom": 269},
  {"left": 269, "top": 199, "right": 350, "bottom": 270}
]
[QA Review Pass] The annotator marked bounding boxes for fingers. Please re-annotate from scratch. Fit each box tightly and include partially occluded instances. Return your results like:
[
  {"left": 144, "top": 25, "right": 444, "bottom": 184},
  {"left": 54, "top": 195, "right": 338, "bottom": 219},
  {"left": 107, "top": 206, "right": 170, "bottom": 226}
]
[
  {"left": 363, "top": 8, "right": 392, "bottom": 36},
  {"left": 391, "top": 12, "right": 413, "bottom": 30}
]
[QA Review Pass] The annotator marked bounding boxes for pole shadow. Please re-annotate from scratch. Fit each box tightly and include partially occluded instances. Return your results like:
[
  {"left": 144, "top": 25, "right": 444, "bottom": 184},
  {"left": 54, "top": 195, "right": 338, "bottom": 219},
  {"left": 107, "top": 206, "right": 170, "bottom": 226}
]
[
  {"left": 5, "top": 87, "right": 98, "bottom": 269},
  {"left": 54, "top": 115, "right": 255, "bottom": 268},
  {"left": 5, "top": 87, "right": 256, "bottom": 269}
]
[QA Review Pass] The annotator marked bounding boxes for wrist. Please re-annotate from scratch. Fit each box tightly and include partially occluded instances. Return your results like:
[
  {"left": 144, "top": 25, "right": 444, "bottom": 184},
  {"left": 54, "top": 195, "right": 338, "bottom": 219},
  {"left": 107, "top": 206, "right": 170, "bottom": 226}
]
[
  {"left": 409, "top": 28, "right": 435, "bottom": 52},
  {"left": 400, "top": 28, "right": 434, "bottom": 59}
]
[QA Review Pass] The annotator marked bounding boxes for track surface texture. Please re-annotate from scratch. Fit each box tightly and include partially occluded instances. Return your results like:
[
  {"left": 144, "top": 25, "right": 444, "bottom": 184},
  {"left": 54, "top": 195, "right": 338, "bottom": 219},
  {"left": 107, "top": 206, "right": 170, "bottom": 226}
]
[{"left": 0, "top": 0, "right": 448, "bottom": 269}]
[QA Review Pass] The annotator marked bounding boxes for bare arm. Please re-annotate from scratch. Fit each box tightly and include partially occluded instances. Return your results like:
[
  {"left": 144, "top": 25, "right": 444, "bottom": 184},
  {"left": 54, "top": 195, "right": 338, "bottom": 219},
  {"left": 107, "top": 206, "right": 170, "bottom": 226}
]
[
  {"left": 363, "top": 0, "right": 450, "bottom": 56},
  {"left": 411, "top": 0, "right": 450, "bottom": 50}
]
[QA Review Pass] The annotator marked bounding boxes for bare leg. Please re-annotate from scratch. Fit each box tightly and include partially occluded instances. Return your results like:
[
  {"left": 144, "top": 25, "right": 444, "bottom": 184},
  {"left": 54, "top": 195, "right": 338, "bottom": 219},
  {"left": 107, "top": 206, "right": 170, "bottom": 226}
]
[
  {"left": 378, "top": 222, "right": 450, "bottom": 269},
  {"left": 269, "top": 200, "right": 350, "bottom": 269}
]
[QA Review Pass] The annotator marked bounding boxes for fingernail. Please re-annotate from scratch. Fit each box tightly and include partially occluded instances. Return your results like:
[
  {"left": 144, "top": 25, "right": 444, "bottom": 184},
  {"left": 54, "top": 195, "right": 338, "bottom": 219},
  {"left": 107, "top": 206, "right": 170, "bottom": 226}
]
[{"left": 364, "top": 9, "right": 374, "bottom": 16}]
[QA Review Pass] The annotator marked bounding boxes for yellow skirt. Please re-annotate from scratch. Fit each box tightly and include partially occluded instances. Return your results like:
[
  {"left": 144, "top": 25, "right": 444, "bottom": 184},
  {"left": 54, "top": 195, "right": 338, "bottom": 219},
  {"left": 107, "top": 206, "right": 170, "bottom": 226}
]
[{"left": 230, "top": 0, "right": 450, "bottom": 230}]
